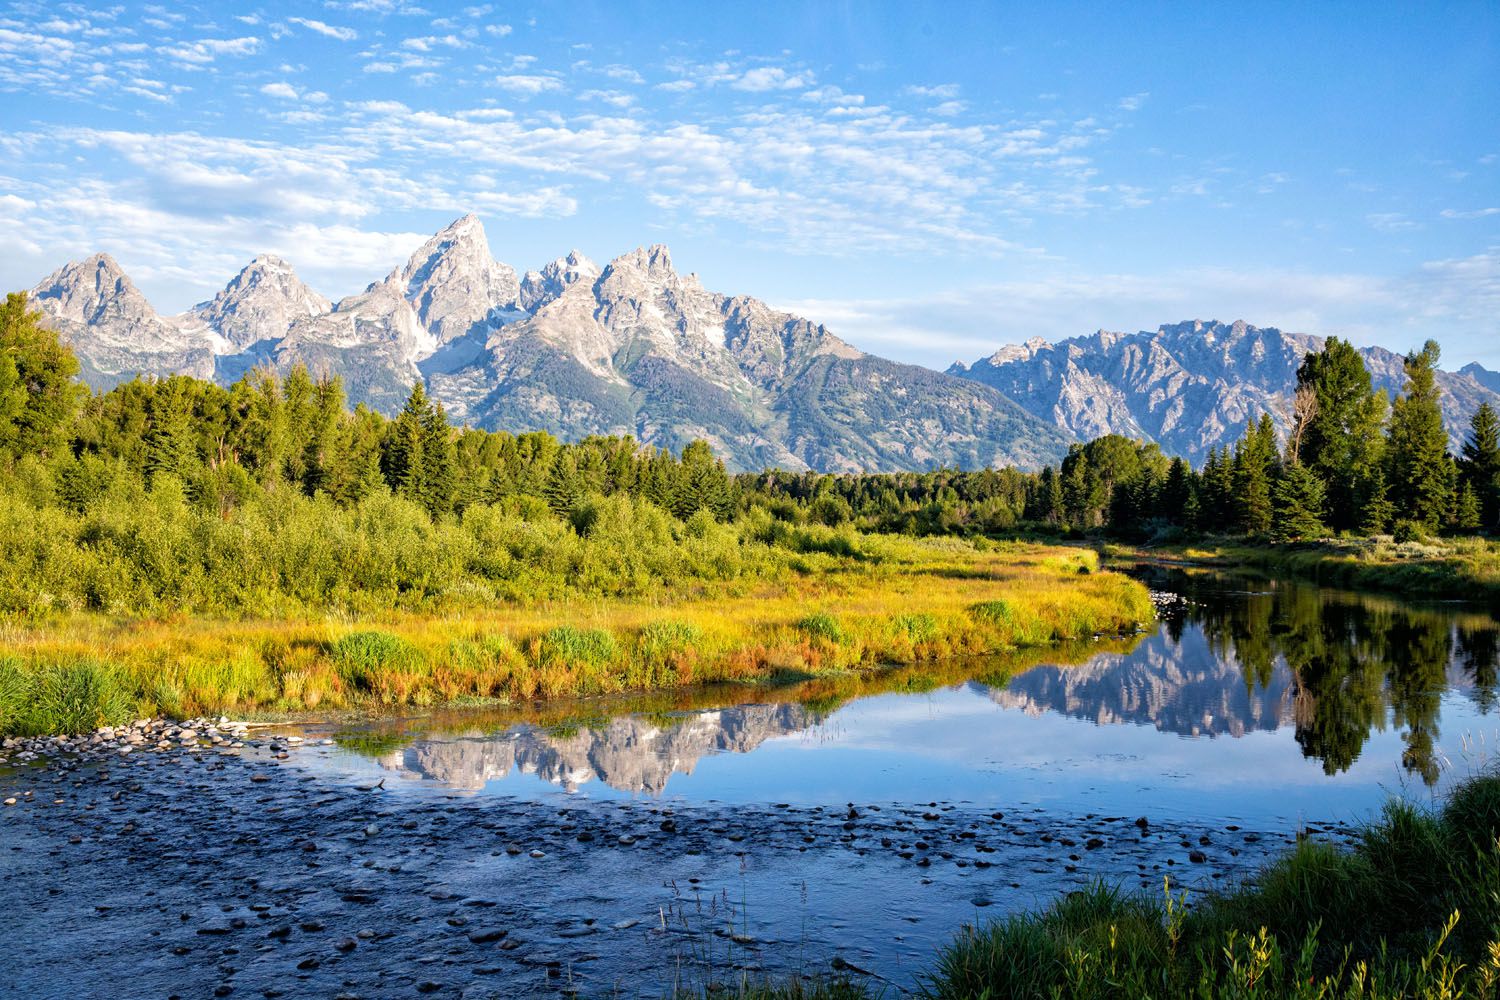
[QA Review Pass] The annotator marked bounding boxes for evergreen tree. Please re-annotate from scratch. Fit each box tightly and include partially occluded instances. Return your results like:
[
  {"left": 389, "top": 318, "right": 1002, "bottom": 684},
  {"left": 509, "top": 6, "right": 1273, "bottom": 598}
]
[
  {"left": 1360, "top": 466, "right": 1396, "bottom": 535},
  {"left": 1160, "top": 458, "right": 1193, "bottom": 526},
  {"left": 1386, "top": 340, "right": 1456, "bottom": 529},
  {"left": 1297, "top": 337, "right": 1386, "bottom": 532},
  {"left": 420, "top": 399, "right": 455, "bottom": 515},
  {"left": 143, "top": 377, "right": 199, "bottom": 483},
  {"left": 1232, "top": 415, "right": 1278, "bottom": 535},
  {"left": 1271, "top": 463, "right": 1327, "bottom": 542},
  {"left": 1455, "top": 482, "right": 1482, "bottom": 531},
  {"left": 0, "top": 292, "right": 86, "bottom": 464},
  {"left": 384, "top": 382, "right": 429, "bottom": 503},
  {"left": 1460, "top": 401, "right": 1500, "bottom": 529}
]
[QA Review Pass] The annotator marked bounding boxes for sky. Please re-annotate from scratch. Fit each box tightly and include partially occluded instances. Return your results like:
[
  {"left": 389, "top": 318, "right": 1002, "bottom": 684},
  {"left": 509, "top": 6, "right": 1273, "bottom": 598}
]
[{"left": 1, "top": 0, "right": 1497, "bottom": 369}]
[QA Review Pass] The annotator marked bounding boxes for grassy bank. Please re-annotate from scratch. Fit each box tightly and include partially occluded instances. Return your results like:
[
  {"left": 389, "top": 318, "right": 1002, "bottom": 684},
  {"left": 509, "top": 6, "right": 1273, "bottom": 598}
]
[
  {"left": 1111, "top": 535, "right": 1500, "bottom": 604},
  {"left": 688, "top": 772, "right": 1500, "bottom": 1000},
  {"left": 0, "top": 540, "right": 1152, "bottom": 737}
]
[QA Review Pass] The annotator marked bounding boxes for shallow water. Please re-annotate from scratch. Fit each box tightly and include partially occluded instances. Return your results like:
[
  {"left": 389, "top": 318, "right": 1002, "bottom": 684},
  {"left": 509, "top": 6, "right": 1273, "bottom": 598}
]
[
  {"left": 9, "top": 566, "right": 1500, "bottom": 997},
  {"left": 299, "top": 565, "right": 1500, "bottom": 829}
]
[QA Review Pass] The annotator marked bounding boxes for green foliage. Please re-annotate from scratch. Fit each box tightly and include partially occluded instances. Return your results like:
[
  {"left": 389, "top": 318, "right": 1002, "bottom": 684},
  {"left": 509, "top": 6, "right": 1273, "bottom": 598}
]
[
  {"left": 329, "top": 630, "right": 419, "bottom": 693},
  {"left": 1298, "top": 337, "right": 1388, "bottom": 533},
  {"left": 797, "top": 612, "right": 846, "bottom": 645},
  {"left": 1461, "top": 401, "right": 1500, "bottom": 529},
  {"left": 0, "top": 292, "right": 86, "bottom": 465},
  {"left": 1, "top": 659, "right": 134, "bottom": 736},
  {"left": 1271, "top": 463, "right": 1327, "bottom": 542},
  {"left": 919, "top": 774, "right": 1500, "bottom": 1000},
  {"left": 1388, "top": 340, "right": 1457, "bottom": 530},
  {"left": 533, "top": 626, "right": 618, "bottom": 670}
]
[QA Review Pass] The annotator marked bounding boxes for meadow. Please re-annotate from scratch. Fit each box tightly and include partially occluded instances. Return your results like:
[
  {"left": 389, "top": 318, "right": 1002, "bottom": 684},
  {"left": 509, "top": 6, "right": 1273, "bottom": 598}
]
[
  {"left": 0, "top": 486, "right": 1152, "bottom": 737},
  {"left": 1128, "top": 536, "right": 1500, "bottom": 604}
]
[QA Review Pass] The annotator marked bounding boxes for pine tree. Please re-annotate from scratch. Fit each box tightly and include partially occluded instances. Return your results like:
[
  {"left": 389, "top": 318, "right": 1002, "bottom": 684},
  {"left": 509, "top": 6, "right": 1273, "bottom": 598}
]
[
  {"left": 143, "top": 377, "right": 199, "bottom": 483},
  {"left": 1233, "top": 415, "right": 1278, "bottom": 535},
  {"left": 1455, "top": 482, "right": 1482, "bottom": 531},
  {"left": 1160, "top": 458, "right": 1192, "bottom": 525},
  {"left": 1360, "top": 466, "right": 1396, "bottom": 535},
  {"left": 1271, "top": 463, "right": 1327, "bottom": 542},
  {"left": 1031, "top": 466, "right": 1064, "bottom": 525},
  {"left": 1460, "top": 401, "right": 1500, "bottom": 529},
  {"left": 419, "top": 399, "right": 455, "bottom": 515},
  {"left": 384, "top": 382, "right": 429, "bottom": 503},
  {"left": 0, "top": 292, "right": 86, "bottom": 464},
  {"left": 1297, "top": 337, "right": 1386, "bottom": 532},
  {"left": 1386, "top": 340, "right": 1456, "bottom": 529}
]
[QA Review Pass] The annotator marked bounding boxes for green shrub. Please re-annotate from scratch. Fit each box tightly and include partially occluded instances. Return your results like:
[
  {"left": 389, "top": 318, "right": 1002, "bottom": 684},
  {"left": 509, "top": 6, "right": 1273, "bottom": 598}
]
[
  {"left": 0, "top": 657, "right": 37, "bottom": 736},
  {"left": 533, "top": 626, "right": 617, "bottom": 670},
  {"left": 970, "top": 600, "right": 1014, "bottom": 625},
  {"left": 29, "top": 660, "right": 133, "bottom": 736},
  {"left": 893, "top": 613, "right": 939, "bottom": 644},
  {"left": 329, "top": 630, "right": 420, "bottom": 691},
  {"left": 797, "top": 612, "right": 845, "bottom": 645}
]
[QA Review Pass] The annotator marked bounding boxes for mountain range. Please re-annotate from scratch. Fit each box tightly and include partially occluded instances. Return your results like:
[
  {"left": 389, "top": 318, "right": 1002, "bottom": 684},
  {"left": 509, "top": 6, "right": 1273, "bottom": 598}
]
[
  {"left": 27, "top": 215, "right": 1065, "bottom": 473},
  {"left": 950, "top": 320, "right": 1500, "bottom": 461},
  {"left": 27, "top": 214, "right": 1500, "bottom": 470}
]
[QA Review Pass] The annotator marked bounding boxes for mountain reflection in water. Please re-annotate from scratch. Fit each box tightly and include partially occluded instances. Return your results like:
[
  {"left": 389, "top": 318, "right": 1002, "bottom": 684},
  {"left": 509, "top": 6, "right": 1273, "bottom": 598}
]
[{"left": 326, "top": 569, "right": 1500, "bottom": 807}]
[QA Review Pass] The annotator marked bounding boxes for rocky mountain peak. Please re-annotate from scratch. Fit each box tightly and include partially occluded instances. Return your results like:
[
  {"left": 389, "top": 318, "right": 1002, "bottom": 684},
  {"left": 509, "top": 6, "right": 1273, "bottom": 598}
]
[
  {"left": 30, "top": 252, "right": 215, "bottom": 382},
  {"left": 383, "top": 214, "right": 520, "bottom": 345},
  {"left": 190, "top": 254, "right": 331, "bottom": 351},
  {"left": 518, "top": 250, "right": 600, "bottom": 312}
]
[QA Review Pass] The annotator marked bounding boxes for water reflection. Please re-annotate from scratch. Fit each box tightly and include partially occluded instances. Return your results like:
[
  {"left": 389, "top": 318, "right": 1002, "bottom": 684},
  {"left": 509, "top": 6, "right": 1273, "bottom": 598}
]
[
  {"left": 315, "top": 569, "right": 1500, "bottom": 815},
  {"left": 1137, "top": 566, "right": 1500, "bottom": 785}
]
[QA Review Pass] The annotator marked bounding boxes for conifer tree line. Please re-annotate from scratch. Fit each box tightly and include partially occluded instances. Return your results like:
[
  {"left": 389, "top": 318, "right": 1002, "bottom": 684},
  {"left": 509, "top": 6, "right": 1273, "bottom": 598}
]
[
  {"left": 2, "top": 289, "right": 1497, "bottom": 542},
  {"left": 0, "top": 292, "right": 737, "bottom": 525},
  {"left": 743, "top": 337, "right": 1500, "bottom": 542}
]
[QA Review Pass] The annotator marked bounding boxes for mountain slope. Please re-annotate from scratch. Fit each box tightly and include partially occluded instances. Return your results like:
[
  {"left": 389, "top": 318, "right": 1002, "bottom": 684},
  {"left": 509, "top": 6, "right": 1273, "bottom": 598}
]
[
  {"left": 951, "top": 319, "right": 1500, "bottom": 460},
  {"left": 27, "top": 216, "right": 1068, "bottom": 472}
]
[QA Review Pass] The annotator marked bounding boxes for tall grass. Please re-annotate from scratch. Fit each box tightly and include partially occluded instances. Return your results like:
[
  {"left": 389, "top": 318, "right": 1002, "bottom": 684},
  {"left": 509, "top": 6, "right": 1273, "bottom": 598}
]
[
  {"left": 919, "top": 773, "right": 1500, "bottom": 1000},
  {"left": 1159, "top": 536, "right": 1500, "bottom": 603},
  {"left": 0, "top": 539, "right": 1153, "bottom": 736}
]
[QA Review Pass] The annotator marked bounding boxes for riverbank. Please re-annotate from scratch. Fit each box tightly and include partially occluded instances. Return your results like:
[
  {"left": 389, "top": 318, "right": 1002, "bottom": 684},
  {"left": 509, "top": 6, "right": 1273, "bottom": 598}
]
[
  {"left": 0, "top": 540, "right": 1153, "bottom": 737},
  {"left": 0, "top": 717, "right": 1322, "bottom": 999},
  {"left": 9, "top": 713, "right": 1496, "bottom": 999},
  {"left": 1110, "top": 535, "right": 1500, "bottom": 604}
]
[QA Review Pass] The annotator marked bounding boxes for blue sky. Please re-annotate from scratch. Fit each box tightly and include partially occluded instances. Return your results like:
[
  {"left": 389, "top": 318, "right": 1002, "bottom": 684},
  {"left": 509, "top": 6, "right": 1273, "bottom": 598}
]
[{"left": 1, "top": 0, "right": 1497, "bottom": 368}]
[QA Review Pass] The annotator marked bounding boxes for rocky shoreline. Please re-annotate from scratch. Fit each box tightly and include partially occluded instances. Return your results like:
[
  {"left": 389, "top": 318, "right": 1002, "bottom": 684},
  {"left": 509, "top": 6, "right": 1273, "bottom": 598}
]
[{"left": 2, "top": 719, "right": 1356, "bottom": 999}]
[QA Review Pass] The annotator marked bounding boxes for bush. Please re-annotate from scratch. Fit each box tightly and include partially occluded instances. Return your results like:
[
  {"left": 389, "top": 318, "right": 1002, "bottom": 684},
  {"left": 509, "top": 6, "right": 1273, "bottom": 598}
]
[
  {"left": 29, "top": 660, "right": 133, "bottom": 736},
  {"left": 1393, "top": 518, "right": 1428, "bottom": 544},
  {"left": 329, "top": 630, "right": 420, "bottom": 695},
  {"left": 797, "top": 612, "right": 845, "bottom": 645}
]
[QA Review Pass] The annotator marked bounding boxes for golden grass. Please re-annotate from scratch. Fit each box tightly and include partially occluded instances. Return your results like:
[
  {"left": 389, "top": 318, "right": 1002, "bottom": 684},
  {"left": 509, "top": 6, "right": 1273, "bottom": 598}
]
[{"left": 0, "top": 540, "right": 1154, "bottom": 734}]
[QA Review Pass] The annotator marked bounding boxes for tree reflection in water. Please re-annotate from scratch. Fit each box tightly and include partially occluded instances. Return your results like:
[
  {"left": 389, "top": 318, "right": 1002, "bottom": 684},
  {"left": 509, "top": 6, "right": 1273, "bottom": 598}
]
[{"left": 1143, "top": 565, "right": 1499, "bottom": 786}]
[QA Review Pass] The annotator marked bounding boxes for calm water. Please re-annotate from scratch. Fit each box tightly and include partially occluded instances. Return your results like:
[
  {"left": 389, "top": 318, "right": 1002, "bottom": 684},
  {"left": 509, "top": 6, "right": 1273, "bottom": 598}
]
[{"left": 296, "top": 566, "right": 1500, "bottom": 828}]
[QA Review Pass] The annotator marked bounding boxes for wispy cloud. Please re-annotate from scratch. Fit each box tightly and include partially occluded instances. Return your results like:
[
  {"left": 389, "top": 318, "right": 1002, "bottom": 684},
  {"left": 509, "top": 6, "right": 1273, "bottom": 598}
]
[{"left": 287, "top": 18, "right": 358, "bottom": 42}]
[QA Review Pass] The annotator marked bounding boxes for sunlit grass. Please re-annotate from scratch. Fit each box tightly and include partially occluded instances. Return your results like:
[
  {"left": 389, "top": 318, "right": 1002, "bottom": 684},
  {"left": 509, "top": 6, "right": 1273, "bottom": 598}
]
[{"left": 0, "top": 540, "right": 1152, "bottom": 735}]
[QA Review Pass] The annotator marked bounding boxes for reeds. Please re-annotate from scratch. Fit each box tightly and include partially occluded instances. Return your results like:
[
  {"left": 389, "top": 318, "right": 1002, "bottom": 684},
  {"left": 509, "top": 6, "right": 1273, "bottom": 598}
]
[{"left": 0, "top": 540, "right": 1153, "bottom": 736}]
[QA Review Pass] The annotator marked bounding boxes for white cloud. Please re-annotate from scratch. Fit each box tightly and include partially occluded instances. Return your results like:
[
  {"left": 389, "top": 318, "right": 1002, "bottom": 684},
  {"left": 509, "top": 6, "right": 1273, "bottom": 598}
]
[
  {"left": 1441, "top": 207, "right": 1500, "bottom": 220},
  {"left": 287, "top": 17, "right": 358, "bottom": 41},
  {"left": 158, "top": 36, "right": 260, "bottom": 65},
  {"left": 492, "top": 73, "right": 562, "bottom": 95},
  {"left": 483, "top": 24, "right": 512, "bottom": 37},
  {"left": 259, "top": 81, "right": 300, "bottom": 100},
  {"left": 731, "top": 66, "right": 809, "bottom": 92},
  {"left": 602, "top": 64, "right": 644, "bottom": 84},
  {"left": 1366, "top": 212, "right": 1418, "bottom": 232},
  {"left": 1118, "top": 92, "right": 1149, "bottom": 111},
  {"left": 904, "top": 83, "right": 960, "bottom": 99}
]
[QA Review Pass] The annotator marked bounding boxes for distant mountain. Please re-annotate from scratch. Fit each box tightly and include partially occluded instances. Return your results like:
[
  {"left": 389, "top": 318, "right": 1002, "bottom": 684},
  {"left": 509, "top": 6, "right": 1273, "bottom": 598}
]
[
  {"left": 950, "top": 319, "right": 1500, "bottom": 461},
  {"left": 375, "top": 703, "right": 812, "bottom": 794},
  {"left": 29, "top": 215, "right": 1068, "bottom": 472}
]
